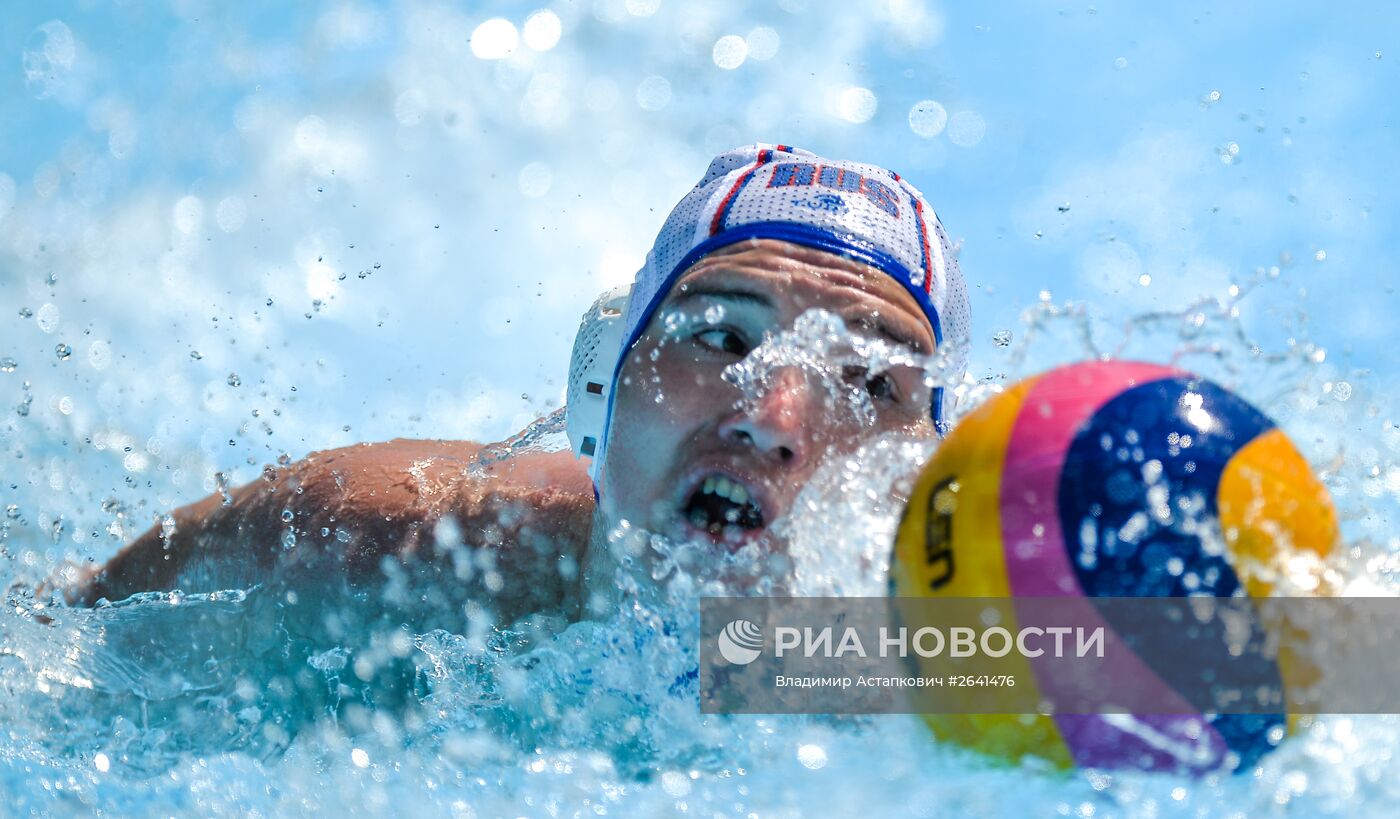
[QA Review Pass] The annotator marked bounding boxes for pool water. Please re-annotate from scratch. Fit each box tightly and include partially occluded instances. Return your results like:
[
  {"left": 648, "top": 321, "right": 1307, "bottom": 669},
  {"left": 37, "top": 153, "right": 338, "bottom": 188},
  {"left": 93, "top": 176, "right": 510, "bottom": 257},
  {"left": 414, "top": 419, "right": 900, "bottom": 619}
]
[{"left": 6, "top": 289, "right": 1400, "bottom": 816}]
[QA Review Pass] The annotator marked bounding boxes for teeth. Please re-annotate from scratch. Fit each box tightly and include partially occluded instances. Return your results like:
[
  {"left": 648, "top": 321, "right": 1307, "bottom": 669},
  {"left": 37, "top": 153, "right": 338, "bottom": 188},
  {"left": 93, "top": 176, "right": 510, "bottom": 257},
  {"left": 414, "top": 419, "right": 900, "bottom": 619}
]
[{"left": 699, "top": 475, "right": 753, "bottom": 507}]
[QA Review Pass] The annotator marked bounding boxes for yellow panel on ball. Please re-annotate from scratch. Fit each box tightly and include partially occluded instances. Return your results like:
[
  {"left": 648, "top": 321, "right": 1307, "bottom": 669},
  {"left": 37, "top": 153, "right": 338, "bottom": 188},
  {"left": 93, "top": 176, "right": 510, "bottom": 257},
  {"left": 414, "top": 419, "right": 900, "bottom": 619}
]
[{"left": 891, "top": 373, "right": 1073, "bottom": 769}]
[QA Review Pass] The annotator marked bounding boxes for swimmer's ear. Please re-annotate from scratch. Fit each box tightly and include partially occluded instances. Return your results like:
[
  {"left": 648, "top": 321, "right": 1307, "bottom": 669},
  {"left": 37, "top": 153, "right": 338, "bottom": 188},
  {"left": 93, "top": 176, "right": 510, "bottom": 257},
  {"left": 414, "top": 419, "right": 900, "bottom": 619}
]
[{"left": 566, "top": 285, "right": 632, "bottom": 484}]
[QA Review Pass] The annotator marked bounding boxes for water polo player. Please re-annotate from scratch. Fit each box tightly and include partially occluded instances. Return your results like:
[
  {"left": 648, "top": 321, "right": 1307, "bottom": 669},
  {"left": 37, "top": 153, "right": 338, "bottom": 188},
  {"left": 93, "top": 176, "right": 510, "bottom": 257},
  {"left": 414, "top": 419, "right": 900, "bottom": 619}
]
[{"left": 66, "top": 144, "right": 970, "bottom": 622}]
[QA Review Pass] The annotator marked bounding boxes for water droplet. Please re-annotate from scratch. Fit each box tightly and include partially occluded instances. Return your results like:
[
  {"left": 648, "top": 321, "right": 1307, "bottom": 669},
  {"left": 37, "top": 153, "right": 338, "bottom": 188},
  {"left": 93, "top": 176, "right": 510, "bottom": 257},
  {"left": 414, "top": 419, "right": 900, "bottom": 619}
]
[
  {"left": 746, "top": 26, "right": 781, "bottom": 60},
  {"left": 18, "top": 307, "right": 33, "bottom": 318},
  {"left": 523, "top": 10, "right": 562, "bottom": 51},
  {"left": 281, "top": 509, "right": 294, "bottom": 523},
  {"left": 797, "top": 744, "right": 828, "bottom": 769},
  {"left": 54, "top": 343, "right": 72, "bottom": 360},
  {"left": 4, "top": 504, "right": 18, "bottom": 519},
  {"left": 947, "top": 110, "right": 987, "bottom": 147},
  {"left": 281, "top": 529, "right": 297, "bottom": 550},
  {"left": 908, "top": 100, "right": 948, "bottom": 138},
  {"left": 835, "top": 86, "right": 878, "bottom": 124},
  {"left": 636, "top": 75, "right": 672, "bottom": 111},
  {"left": 0, "top": 357, "right": 15, "bottom": 373},
  {"left": 1057, "top": 202, "right": 1071, "bottom": 213},
  {"left": 992, "top": 330, "right": 1013, "bottom": 347},
  {"left": 469, "top": 17, "right": 518, "bottom": 59},
  {"left": 160, "top": 515, "right": 177, "bottom": 541},
  {"left": 517, "top": 162, "right": 553, "bottom": 198},
  {"left": 227, "top": 372, "right": 241, "bottom": 387}
]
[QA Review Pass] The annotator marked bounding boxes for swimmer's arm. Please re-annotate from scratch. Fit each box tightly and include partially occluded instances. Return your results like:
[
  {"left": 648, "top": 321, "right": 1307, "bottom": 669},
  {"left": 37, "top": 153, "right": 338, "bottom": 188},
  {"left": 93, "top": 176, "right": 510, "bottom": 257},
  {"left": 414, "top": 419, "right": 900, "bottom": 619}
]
[{"left": 67, "top": 438, "right": 594, "bottom": 617}]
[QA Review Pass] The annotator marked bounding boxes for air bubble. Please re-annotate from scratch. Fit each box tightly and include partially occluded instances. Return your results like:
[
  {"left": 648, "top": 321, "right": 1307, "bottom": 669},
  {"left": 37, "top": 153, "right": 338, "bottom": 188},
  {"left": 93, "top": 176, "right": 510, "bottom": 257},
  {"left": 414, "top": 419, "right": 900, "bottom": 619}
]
[{"left": 55, "top": 343, "right": 72, "bottom": 360}]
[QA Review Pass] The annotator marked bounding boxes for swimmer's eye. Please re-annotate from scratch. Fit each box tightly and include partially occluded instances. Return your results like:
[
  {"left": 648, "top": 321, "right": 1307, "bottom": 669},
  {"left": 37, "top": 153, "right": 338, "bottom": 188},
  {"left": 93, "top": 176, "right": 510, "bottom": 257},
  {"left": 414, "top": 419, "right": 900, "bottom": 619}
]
[
  {"left": 844, "top": 366, "right": 900, "bottom": 402},
  {"left": 693, "top": 328, "right": 750, "bottom": 357},
  {"left": 867, "top": 373, "right": 897, "bottom": 401}
]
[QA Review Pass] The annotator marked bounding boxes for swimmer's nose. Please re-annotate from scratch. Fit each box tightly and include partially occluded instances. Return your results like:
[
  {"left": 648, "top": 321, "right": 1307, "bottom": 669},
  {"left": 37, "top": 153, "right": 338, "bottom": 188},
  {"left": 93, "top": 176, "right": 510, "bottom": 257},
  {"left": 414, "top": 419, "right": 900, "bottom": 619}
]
[{"left": 718, "top": 367, "right": 814, "bottom": 467}]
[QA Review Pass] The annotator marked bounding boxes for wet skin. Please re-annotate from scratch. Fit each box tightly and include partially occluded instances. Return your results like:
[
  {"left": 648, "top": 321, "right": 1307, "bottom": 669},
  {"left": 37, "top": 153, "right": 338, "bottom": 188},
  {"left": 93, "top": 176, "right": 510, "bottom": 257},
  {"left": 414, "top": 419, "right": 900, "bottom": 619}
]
[{"left": 66, "top": 239, "right": 937, "bottom": 623}]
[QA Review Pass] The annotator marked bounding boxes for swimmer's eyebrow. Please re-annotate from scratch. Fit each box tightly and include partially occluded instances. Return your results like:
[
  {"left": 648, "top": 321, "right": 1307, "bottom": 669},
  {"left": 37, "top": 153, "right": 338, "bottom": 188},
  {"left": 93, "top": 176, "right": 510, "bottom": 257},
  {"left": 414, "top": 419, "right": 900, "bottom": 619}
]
[
  {"left": 669, "top": 284, "right": 774, "bottom": 311},
  {"left": 848, "top": 317, "right": 930, "bottom": 354},
  {"left": 672, "top": 284, "right": 929, "bottom": 352}
]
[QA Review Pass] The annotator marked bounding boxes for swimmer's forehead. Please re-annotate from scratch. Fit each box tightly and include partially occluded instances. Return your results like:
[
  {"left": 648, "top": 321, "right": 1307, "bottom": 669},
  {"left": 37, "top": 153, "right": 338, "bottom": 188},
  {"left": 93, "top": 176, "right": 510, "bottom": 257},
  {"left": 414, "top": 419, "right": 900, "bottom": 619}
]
[{"left": 665, "top": 239, "right": 934, "bottom": 354}]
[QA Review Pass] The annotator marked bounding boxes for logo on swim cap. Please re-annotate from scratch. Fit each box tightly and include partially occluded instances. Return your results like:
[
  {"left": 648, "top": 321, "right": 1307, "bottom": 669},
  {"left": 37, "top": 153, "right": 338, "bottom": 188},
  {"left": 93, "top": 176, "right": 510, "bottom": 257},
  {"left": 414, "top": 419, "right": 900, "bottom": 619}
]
[{"left": 717, "top": 618, "right": 764, "bottom": 666}]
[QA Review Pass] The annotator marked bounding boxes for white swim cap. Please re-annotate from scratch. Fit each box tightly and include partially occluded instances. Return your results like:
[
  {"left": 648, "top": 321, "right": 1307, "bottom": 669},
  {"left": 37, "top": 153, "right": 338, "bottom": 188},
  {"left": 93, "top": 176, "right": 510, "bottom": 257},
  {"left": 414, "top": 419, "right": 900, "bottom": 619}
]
[{"left": 568, "top": 143, "right": 970, "bottom": 485}]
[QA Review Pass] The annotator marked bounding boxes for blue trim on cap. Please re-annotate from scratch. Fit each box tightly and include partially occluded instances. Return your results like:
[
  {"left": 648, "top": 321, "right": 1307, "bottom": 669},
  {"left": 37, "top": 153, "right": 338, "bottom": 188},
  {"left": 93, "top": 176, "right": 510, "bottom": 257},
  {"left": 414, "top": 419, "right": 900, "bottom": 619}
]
[{"left": 597, "top": 221, "right": 949, "bottom": 475}]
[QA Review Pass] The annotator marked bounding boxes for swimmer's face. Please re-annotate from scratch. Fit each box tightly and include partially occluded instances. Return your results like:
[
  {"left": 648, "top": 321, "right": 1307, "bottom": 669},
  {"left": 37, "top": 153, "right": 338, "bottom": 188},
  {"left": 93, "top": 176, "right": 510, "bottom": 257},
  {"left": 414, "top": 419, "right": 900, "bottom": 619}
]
[{"left": 598, "top": 238, "right": 937, "bottom": 558}]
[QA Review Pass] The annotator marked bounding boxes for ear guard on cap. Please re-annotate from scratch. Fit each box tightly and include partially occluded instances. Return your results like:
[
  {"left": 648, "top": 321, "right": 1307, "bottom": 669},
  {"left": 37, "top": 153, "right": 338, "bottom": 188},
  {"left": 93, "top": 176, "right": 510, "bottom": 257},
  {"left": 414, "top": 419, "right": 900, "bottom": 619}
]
[{"left": 565, "top": 285, "right": 632, "bottom": 481}]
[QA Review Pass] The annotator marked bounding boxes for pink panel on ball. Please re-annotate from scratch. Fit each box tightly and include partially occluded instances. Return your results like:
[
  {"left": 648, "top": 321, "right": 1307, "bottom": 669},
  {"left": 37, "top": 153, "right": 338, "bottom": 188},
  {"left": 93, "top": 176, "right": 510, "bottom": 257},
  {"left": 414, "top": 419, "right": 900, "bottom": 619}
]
[
  {"left": 995, "top": 361, "right": 1230, "bottom": 771},
  {"left": 999, "top": 360, "right": 1179, "bottom": 597}
]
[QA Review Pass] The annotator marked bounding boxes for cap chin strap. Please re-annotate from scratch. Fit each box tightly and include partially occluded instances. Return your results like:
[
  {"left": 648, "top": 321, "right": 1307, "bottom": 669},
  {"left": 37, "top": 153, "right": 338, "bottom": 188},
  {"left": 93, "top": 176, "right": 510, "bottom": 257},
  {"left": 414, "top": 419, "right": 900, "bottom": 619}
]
[{"left": 565, "top": 285, "right": 632, "bottom": 483}]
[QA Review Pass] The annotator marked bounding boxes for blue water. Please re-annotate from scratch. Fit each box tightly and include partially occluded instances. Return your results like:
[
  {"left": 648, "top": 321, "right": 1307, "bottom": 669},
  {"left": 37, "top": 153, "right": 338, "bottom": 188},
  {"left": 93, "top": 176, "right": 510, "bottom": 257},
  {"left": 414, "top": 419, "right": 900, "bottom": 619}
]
[{"left": 3, "top": 1, "right": 1400, "bottom": 816}]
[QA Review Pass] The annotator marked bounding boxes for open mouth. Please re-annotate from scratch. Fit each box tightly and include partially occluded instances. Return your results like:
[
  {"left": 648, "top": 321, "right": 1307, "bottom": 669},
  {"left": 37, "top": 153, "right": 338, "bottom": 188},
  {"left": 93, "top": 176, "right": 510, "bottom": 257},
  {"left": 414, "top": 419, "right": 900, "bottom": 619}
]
[{"left": 681, "top": 474, "right": 766, "bottom": 539}]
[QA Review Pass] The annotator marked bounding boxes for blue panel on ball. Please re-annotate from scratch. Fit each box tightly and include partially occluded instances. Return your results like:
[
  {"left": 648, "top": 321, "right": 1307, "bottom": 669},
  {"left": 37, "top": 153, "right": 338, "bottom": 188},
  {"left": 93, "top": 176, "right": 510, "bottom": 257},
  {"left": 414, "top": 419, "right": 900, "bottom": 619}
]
[
  {"left": 1056, "top": 376, "right": 1284, "bottom": 767},
  {"left": 1057, "top": 376, "right": 1274, "bottom": 599}
]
